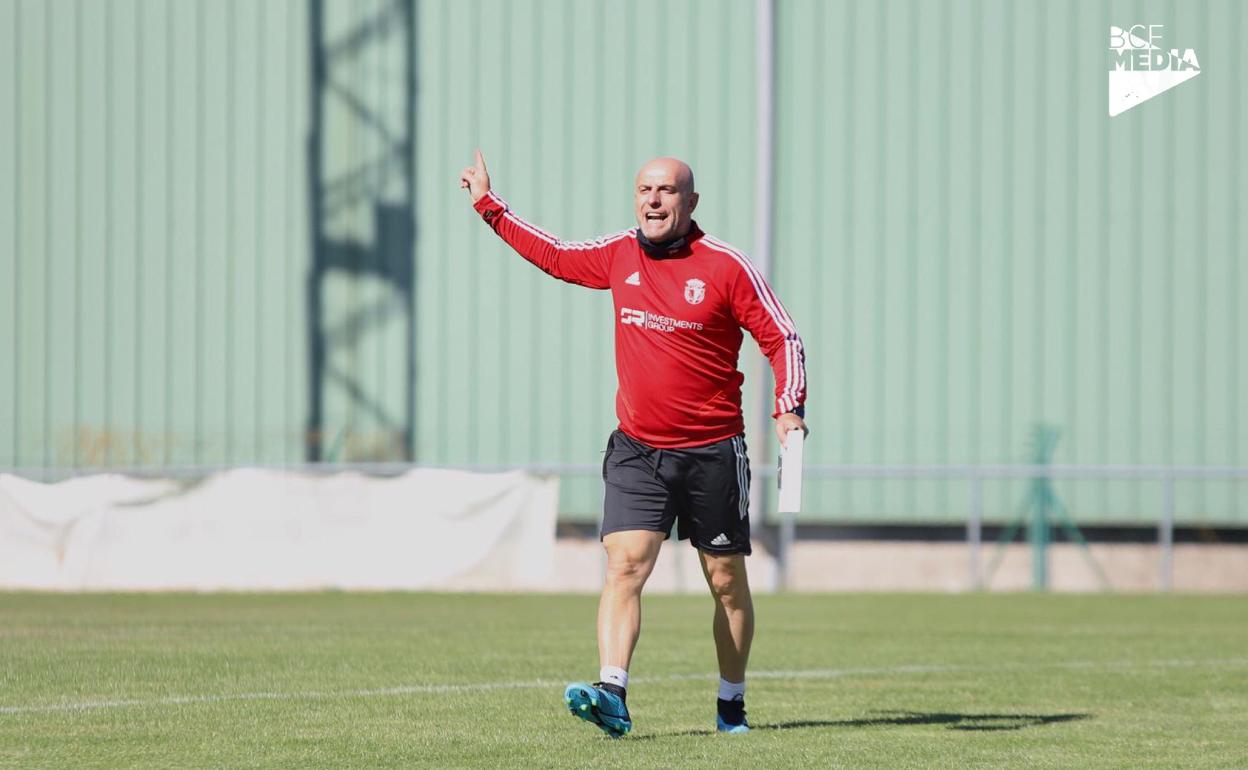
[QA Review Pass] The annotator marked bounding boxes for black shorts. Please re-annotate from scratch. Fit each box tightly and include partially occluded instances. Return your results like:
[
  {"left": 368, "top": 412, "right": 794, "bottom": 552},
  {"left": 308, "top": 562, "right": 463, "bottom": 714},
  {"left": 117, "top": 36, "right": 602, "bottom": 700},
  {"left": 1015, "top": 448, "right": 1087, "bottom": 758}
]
[{"left": 601, "top": 429, "right": 752, "bottom": 555}]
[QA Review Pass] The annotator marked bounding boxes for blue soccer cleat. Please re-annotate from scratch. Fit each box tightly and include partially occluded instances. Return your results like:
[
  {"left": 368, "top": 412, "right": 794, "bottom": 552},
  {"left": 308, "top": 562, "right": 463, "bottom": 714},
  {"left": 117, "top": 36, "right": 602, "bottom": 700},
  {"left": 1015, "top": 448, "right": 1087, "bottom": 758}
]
[
  {"left": 563, "top": 681, "right": 632, "bottom": 738},
  {"left": 716, "top": 712, "right": 751, "bottom": 733},
  {"left": 716, "top": 697, "right": 750, "bottom": 734}
]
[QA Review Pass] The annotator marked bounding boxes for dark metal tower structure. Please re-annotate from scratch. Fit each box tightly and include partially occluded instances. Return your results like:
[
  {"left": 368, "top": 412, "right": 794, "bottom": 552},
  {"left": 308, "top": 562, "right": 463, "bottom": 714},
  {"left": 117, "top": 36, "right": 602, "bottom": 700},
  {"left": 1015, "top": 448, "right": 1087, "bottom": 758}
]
[{"left": 306, "top": 0, "right": 415, "bottom": 462}]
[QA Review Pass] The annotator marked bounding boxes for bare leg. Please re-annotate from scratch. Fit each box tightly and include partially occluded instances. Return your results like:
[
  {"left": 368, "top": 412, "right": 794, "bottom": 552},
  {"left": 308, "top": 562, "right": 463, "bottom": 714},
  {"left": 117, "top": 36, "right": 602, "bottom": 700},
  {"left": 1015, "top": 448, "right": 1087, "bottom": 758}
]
[
  {"left": 698, "top": 551, "right": 754, "bottom": 682},
  {"left": 598, "top": 530, "right": 665, "bottom": 670}
]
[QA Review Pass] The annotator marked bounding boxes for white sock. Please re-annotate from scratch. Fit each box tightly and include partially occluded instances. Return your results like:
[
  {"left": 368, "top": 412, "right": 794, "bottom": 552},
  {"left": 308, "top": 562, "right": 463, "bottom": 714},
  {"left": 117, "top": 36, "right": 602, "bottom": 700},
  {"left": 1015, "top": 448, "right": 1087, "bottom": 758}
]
[
  {"left": 718, "top": 677, "right": 746, "bottom": 702},
  {"left": 600, "top": 665, "right": 629, "bottom": 690}
]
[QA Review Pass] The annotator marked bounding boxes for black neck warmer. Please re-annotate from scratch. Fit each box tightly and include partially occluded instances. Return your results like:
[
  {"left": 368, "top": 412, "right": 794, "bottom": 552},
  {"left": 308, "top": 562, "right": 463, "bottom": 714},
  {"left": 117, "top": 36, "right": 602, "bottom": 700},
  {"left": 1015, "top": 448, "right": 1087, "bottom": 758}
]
[{"left": 635, "top": 223, "right": 702, "bottom": 259}]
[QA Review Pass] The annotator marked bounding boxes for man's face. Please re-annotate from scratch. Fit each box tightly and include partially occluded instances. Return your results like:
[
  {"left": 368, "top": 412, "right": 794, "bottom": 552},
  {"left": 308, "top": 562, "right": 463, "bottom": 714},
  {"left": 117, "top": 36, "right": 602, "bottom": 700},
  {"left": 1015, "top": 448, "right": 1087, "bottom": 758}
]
[{"left": 634, "top": 159, "right": 699, "bottom": 242}]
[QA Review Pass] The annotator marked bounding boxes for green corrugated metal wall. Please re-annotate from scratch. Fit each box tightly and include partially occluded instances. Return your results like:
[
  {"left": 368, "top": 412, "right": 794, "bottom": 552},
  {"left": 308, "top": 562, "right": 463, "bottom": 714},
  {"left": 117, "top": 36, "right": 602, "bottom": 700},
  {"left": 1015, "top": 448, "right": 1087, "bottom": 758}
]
[
  {"left": 772, "top": 0, "right": 1245, "bottom": 524},
  {"left": 312, "top": 0, "right": 415, "bottom": 462},
  {"left": 1, "top": 0, "right": 1244, "bottom": 524},
  {"left": 2, "top": 0, "right": 310, "bottom": 467}
]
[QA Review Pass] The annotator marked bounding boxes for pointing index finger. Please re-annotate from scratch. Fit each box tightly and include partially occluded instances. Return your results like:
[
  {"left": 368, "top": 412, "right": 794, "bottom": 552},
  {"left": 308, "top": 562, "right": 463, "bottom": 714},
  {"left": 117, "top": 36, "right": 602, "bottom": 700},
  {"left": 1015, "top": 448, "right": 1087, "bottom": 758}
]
[{"left": 474, "top": 148, "right": 487, "bottom": 172}]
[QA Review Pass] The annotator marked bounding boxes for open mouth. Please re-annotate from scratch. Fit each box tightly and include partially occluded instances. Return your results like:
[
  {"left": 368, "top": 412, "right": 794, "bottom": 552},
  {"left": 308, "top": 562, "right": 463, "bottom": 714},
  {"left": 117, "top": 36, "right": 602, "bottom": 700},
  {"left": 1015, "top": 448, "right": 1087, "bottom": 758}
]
[{"left": 645, "top": 212, "right": 668, "bottom": 222}]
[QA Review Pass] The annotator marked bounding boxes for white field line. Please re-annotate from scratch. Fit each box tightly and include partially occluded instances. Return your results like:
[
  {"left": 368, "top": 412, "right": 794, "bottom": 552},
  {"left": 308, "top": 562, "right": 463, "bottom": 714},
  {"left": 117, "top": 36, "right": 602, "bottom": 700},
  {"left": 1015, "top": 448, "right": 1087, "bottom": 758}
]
[{"left": 1, "top": 657, "right": 1245, "bottom": 716}]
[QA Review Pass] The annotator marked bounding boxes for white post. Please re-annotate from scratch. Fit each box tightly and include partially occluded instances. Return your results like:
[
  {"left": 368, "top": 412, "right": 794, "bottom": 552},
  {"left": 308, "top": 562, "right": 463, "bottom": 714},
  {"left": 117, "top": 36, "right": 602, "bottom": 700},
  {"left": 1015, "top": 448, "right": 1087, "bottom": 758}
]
[
  {"left": 779, "top": 508, "right": 795, "bottom": 591},
  {"left": 968, "top": 475, "right": 983, "bottom": 591},
  {"left": 750, "top": 0, "right": 780, "bottom": 589},
  {"left": 1159, "top": 476, "right": 1174, "bottom": 591}
]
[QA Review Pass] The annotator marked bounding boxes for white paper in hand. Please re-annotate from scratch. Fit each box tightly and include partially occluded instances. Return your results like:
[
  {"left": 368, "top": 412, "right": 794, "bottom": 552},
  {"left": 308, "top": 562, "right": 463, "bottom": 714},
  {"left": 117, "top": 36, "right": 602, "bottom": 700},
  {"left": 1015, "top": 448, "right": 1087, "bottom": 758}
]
[{"left": 777, "top": 429, "right": 805, "bottom": 513}]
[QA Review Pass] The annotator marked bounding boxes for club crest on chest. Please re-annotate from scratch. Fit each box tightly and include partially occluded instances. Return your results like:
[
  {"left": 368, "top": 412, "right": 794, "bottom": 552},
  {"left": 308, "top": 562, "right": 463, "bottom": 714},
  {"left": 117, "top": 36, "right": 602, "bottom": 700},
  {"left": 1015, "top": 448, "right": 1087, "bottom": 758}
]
[{"left": 684, "top": 278, "right": 706, "bottom": 305}]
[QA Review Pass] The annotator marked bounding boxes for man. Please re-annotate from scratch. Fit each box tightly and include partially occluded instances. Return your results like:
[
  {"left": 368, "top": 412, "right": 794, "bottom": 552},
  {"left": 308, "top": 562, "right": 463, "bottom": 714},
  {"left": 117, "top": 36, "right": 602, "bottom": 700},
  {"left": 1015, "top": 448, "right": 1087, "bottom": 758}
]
[{"left": 460, "top": 150, "right": 807, "bottom": 737}]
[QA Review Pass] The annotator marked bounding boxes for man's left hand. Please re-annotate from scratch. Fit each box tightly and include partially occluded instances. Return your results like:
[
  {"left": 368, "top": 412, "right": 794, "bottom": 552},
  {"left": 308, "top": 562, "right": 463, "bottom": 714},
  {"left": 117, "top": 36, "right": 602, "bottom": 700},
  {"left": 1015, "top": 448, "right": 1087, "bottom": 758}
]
[{"left": 775, "top": 412, "right": 808, "bottom": 448}]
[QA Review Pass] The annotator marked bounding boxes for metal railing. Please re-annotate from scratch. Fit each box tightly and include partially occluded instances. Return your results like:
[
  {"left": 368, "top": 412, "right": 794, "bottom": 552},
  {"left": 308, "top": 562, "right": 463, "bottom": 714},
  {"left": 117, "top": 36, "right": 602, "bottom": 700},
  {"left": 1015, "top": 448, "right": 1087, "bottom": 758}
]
[{"left": 782, "top": 464, "right": 1248, "bottom": 592}]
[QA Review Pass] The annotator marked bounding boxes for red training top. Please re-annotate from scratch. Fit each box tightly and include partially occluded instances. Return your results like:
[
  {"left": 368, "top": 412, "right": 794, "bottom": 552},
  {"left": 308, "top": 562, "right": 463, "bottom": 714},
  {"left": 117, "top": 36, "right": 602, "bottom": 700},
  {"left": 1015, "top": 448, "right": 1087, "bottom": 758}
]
[{"left": 475, "top": 191, "right": 807, "bottom": 449}]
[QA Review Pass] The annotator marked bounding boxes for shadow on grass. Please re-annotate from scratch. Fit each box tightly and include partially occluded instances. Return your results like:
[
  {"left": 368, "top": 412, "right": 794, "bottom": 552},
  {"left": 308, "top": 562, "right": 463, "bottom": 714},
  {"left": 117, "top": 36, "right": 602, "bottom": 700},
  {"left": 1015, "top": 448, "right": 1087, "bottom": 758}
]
[
  {"left": 634, "top": 710, "right": 1091, "bottom": 740},
  {"left": 764, "top": 711, "right": 1092, "bottom": 732}
]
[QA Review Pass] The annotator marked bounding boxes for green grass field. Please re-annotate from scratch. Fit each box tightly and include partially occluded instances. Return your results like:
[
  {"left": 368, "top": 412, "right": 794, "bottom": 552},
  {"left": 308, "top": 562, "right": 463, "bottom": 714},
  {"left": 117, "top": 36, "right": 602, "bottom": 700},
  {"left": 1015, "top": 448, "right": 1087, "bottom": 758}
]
[{"left": 1, "top": 592, "right": 1245, "bottom": 769}]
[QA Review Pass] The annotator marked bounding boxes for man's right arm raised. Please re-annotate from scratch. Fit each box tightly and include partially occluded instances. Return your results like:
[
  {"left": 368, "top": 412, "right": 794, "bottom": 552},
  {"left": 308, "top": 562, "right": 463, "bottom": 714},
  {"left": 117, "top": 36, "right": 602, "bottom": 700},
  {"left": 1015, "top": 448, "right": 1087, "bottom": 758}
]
[{"left": 461, "top": 150, "right": 623, "bottom": 290}]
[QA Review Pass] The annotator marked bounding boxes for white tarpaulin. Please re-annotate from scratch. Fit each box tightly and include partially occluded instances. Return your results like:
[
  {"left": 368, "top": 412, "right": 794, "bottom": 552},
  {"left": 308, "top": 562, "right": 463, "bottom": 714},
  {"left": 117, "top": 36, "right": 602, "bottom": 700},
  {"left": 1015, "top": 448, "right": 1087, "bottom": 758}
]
[{"left": 0, "top": 469, "right": 559, "bottom": 591}]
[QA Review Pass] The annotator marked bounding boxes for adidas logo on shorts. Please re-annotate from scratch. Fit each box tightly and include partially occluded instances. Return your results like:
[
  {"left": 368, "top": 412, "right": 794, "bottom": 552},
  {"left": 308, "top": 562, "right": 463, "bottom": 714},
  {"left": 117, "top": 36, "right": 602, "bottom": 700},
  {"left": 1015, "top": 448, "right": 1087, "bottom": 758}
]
[{"left": 710, "top": 533, "right": 730, "bottom": 547}]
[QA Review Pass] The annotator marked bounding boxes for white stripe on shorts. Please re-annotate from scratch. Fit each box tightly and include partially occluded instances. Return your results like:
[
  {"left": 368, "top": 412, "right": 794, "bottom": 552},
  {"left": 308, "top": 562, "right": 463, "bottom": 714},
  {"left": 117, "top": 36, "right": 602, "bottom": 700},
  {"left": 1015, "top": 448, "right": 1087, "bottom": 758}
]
[{"left": 732, "top": 436, "right": 748, "bottom": 520}]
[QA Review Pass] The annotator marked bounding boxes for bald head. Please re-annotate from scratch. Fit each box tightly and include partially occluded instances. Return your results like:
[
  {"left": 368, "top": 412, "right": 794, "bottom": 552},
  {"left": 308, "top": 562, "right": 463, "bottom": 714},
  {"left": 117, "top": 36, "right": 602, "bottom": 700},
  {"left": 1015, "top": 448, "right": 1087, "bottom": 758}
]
[
  {"left": 636, "top": 157, "right": 696, "bottom": 194},
  {"left": 634, "top": 157, "right": 700, "bottom": 243}
]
